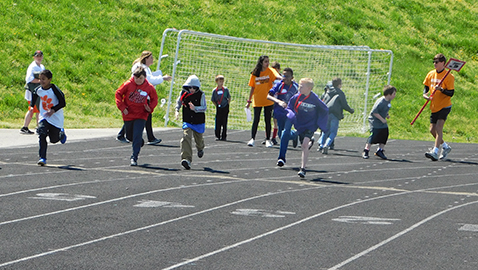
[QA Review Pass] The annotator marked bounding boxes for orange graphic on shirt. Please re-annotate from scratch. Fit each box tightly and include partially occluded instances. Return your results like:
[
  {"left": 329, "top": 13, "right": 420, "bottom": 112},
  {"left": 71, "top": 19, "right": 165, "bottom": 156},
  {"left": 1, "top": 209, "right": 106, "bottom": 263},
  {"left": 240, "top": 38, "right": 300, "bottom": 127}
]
[{"left": 41, "top": 95, "right": 54, "bottom": 111}]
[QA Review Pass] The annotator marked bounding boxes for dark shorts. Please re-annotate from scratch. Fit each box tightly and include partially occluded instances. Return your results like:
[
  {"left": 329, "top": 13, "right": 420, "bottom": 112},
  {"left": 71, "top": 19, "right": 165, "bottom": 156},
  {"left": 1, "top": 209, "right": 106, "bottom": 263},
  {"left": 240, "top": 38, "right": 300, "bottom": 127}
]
[
  {"left": 430, "top": 107, "right": 451, "bottom": 124},
  {"left": 299, "top": 129, "right": 315, "bottom": 144},
  {"left": 367, "top": 127, "right": 389, "bottom": 145}
]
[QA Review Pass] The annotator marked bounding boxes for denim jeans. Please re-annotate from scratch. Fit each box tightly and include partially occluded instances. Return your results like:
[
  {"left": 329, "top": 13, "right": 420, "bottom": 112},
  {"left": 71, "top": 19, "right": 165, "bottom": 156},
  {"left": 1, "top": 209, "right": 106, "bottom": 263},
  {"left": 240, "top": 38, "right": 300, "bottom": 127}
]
[
  {"left": 278, "top": 118, "right": 298, "bottom": 161},
  {"left": 119, "top": 113, "right": 156, "bottom": 142},
  {"left": 319, "top": 113, "right": 339, "bottom": 147},
  {"left": 124, "top": 119, "right": 146, "bottom": 161}
]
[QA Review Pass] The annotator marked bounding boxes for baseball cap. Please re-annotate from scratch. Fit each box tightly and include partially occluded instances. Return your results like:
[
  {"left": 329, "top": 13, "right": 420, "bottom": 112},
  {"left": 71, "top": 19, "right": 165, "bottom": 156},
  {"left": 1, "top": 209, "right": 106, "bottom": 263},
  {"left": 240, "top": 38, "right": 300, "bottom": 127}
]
[{"left": 33, "top": 50, "right": 43, "bottom": 56}]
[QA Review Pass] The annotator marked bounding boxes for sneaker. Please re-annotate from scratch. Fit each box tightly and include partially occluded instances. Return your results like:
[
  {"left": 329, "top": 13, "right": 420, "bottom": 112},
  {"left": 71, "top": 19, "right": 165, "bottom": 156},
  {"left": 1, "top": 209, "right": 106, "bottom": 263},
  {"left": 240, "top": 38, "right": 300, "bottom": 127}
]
[
  {"left": 37, "top": 158, "right": 46, "bottom": 166},
  {"left": 271, "top": 138, "right": 278, "bottom": 145},
  {"left": 198, "top": 150, "right": 204, "bottom": 158},
  {"left": 425, "top": 150, "right": 438, "bottom": 161},
  {"left": 116, "top": 136, "right": 129, "bottom": 143},
  {"left": 277, "top": 159, "right": 285, "bottom": 167},
  {"left": 322, "top": 146, "right": 329, "bottom": 155},
  {"left": 265, "top": 140, "right": 273, "bottom": 148},
  {"left": 308, "top": 137, "right": 315, "bottom": 150},
  {"left": 130, "top": 158, "right": 138, "bottom": 166},
  {"left": 261, "top": 140, "right": 266, "bottom": 145},
  {"left": 293, "top": 136, "right": 298, "bottom": 148},
  {"left": 298, "top": 168, "right": 306, "bottom": 178},
  {"left": 317, "top": 146, "right": 323, "bottom": 153},
  {"left": 20, "top": 127, "right": 34, "bottom": 134},
  {"left": 375, "top": 149, "right": 387, "bottom": 160},
  {"left": 362, "top": 150, "right": 370, "bottom": 159},
  {"left": 147, "top": 138, "right": 162, "bottom": 145},
  {"left": 181, "top": 159, "right": 191, "bottom": 170},
  {"left": 247, "top": 138, "right": 255, "bottom": 147},
  {"left": 60, "top": 129, "right": 67, "bottom": 144},
  {"left": 440, "top": 146, "right": 451, "bottom": 160}
]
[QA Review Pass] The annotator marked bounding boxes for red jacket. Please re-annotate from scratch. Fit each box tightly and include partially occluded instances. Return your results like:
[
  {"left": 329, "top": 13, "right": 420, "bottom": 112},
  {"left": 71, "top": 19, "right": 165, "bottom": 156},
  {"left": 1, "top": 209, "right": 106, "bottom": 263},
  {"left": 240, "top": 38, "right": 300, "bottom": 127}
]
[{"left": 115, "top": 77, "right": 158, "bottom": 121}]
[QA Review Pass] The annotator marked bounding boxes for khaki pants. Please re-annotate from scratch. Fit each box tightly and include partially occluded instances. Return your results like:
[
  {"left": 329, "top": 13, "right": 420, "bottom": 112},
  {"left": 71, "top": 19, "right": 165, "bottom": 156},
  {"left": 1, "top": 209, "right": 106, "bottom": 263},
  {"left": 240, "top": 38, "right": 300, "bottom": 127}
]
[{"left": 181, "top": 128, "right": 204, "bottom": 162}]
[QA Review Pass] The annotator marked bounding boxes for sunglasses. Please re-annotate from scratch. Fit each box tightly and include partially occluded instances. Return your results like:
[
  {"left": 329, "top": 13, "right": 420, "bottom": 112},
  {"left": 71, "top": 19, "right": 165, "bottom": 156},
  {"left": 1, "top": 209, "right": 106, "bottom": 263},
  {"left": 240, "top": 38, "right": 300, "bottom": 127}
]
[
  {"left": 185, "top": 86, "right": 199, "bottom": 90},
  {"left": 433, "top": 60, "right": 442, "bottom": 64}
]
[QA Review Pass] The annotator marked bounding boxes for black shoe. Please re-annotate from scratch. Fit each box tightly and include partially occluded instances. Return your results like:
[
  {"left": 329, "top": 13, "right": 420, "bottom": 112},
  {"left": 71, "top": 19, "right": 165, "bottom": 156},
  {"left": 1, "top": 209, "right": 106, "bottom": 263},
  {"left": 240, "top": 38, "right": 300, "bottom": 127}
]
[
  {"left": 308, "top": 137, "right": 315, "bottom": 150},
  {"left": 277, "top": 159, "right": 285, "bottom": 167},
  {"left": 116, "top": 136, "right": 129, "bottom": 143},
  {"left": 271, "top": 138, "right": 278, "bottom": 145},
  {"left": 362, "top": 149, "right": 369, "bottom": 159},
  {"left": 181, "top": 159, "right": 191, "bottom": 170},
  {"left": 375, "top": 150, "right": 387, "bottom": 160},
  {"left": 298, "top": 168, "right": 306, "bottom": 178},
  {"left": 147, "top": 138, "right": 162, "bottom": 145},
  {"left": 293, "top": 136, "right": 298, "bottom": 148},
  {"left": 20, "top": 127, "right": 34, "bottom": 134},
  {"left": 198, "top": 150, "right": 204, "bottom": 158}
]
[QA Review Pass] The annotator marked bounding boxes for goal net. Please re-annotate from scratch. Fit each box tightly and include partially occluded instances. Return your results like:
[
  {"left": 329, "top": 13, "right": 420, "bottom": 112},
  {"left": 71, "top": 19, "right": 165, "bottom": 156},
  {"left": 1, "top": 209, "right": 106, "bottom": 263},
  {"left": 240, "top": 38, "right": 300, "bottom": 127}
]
[{"left": 157, "top": 29, "right": 393, "bottom": 133}]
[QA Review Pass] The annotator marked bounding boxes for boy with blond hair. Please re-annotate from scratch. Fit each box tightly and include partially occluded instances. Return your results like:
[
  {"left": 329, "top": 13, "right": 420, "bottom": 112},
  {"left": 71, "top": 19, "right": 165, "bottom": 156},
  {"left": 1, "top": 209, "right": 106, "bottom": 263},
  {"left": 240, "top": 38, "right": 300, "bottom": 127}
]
[{"left": 284, "top": 78, "right": 328, "bottom": 178}]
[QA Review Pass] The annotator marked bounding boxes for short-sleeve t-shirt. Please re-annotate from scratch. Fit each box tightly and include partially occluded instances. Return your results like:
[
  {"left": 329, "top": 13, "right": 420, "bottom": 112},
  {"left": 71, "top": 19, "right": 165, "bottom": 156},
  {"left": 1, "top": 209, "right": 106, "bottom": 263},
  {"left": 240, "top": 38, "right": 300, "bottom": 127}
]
[
  {"left": 423, "top": 69, "right": 455, "bottom": 113},
  {"left": 368, "top": 96, "right": 391, "bottom": 129},
  {"left": 248, "top": 67, "right": 280, "bottom": 107}
]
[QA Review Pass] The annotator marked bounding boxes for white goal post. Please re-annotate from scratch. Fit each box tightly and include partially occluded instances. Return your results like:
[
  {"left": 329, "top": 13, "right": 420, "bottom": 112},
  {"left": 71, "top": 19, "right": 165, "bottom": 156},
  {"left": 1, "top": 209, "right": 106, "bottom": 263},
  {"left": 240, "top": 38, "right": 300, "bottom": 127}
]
[{"left": 157, "top": 28, "right": 393, "bottom": 133}]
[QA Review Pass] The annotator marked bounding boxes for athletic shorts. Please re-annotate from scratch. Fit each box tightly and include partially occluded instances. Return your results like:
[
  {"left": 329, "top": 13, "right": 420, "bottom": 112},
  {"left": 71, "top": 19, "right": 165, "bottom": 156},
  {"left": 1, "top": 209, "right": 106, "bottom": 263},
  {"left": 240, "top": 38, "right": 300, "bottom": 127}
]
[
  {"left": 27, "top": 101, "right": 40, "bottom": 114},
  {"left": 298, "top": 129, "right": 315, "bottom": 144},
  {"left": 430, "top": 107, "right": 451, "bottom": 124},
  {"left": 367, "top": 127, "right": 389, "bottom": 145}
]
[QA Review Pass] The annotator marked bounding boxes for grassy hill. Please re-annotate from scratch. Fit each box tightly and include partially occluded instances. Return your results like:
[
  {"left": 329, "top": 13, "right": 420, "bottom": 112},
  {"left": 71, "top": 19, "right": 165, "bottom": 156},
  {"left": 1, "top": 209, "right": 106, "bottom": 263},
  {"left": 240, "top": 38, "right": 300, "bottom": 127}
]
[{"left": 1, "top": 0, "right": 477, "bottom": 142}]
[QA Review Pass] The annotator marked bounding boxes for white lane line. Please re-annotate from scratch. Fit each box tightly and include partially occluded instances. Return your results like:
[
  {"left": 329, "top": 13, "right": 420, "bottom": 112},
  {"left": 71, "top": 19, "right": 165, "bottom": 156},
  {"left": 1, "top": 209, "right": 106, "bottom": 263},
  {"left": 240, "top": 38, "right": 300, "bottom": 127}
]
[
  {"left": 0, "top": 179, "right": 245, "bottom": 226},
  {"left": 327, "top": 199, "right": 478, "bottom": 270},
  {"left": 162, "top": 184, "right": 478, "bottom": 269},
  {"left": 0, "top": 186, "right": 321, "bottom": 268}
]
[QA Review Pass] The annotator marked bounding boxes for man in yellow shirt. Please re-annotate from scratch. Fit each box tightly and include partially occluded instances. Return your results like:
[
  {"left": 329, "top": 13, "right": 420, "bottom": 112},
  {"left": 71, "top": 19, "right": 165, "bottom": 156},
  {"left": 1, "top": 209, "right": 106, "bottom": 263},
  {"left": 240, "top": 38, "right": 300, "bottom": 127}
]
[{"left": 422, "top": 53, "right": 454, "bottom": 161}]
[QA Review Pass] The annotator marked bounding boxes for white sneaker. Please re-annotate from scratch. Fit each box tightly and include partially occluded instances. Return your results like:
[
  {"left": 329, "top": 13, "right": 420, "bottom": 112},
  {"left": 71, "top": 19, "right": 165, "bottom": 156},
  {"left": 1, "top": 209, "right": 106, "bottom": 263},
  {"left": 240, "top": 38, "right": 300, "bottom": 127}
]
[
  {"left": 440, "top": 146, "right": 451, "bottom": 160},
  {"left": 247, "top": 138, "right": 255, "bottom": 147},
  {"left": 425, "top": 150, "right": 438, "bottom": 161},
  {"left": 265, "top": 140, "right": 273, "bottom": 148}
]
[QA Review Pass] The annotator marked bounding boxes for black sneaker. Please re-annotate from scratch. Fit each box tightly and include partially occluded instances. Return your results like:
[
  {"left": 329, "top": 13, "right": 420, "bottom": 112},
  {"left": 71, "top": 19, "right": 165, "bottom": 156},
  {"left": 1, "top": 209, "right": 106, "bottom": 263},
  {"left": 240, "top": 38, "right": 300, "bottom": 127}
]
[
  {"left": 293, "top": 136, "right": 298, "bottom": 148},
  {"left": 130, "top": 158, "right": 138, "bottom": 166},
  {"left": 271, "top": 138, "right": 278, "bottom": 145},
  {"left": 308, "top": 137, "right": 315, "bottom": 150},
  {"left": 116, "top": 136, "right": 129, "bottom": 143},
  {"left": 198, "top": 150, "right": 204, "bottom": 158},
  {"left": 147, "top": 138, "right": 162, "bottom": 145},
  {"left": 277, "top": 159, "right": 285, "bottom": 167},
  {"left": 362, "top": 150, "right": 369, "bottom": 159},
  {"left": 375, "top": 150, "right": 387, "bottom": 160},
  {"left": 298, "top": 168, "right": 306, "bottom": 178},
  {"left": 20, "top": 127, "right": 34, "bottom": 134},
  {"left": 181, "top": 159, "right": 191, "bottom": 170}
]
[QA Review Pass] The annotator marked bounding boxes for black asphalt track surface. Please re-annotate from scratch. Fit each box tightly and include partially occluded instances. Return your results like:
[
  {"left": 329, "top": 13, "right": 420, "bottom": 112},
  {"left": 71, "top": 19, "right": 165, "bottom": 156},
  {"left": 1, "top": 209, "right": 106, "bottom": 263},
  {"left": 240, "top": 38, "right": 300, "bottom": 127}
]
[{"left": 1, "top": 128, "right": 477, "bottom": 269}]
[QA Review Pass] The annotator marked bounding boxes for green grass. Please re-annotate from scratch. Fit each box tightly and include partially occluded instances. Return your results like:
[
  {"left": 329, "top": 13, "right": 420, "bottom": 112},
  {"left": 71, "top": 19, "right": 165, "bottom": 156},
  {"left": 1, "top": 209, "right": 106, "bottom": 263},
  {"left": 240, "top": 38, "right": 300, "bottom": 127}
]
[{"left": 1, "top": 0, "right": 477, "bottom": 143}]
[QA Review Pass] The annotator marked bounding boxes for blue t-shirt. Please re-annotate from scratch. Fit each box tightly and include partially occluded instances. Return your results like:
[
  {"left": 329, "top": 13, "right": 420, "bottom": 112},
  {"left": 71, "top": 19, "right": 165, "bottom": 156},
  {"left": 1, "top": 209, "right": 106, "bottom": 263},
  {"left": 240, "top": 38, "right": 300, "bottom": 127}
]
[
  {"left": 269, "top": 80, "right": 298, "bottom": 120},
  {"left": 286, "top": 92, "right": 329, "bottom": 134}
]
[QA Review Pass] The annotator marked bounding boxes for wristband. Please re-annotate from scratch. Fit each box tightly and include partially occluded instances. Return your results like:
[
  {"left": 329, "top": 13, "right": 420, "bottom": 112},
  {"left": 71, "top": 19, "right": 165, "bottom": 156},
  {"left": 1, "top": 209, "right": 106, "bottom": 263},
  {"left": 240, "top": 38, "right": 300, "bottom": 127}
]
[{"left": 247, "top": 100, "right": 252, "bottom": 103}]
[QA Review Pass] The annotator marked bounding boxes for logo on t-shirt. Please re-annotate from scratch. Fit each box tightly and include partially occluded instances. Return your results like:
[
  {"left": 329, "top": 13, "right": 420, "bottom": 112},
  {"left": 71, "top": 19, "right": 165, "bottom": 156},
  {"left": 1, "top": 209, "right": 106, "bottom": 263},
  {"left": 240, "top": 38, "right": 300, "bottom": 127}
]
[
  {"left": 255, "top": 75, "right": 270, "bottom": 85},
  {"left": 41, "top": 95, "right": 54, "bottom": 111}
]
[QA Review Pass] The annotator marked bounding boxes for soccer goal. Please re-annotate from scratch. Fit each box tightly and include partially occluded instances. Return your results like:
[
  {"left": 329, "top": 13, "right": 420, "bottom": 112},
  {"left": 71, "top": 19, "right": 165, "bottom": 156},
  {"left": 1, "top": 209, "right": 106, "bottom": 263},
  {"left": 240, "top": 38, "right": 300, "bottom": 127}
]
[{"left": 157, "top": 28, "right": 393, "bottom": 133}]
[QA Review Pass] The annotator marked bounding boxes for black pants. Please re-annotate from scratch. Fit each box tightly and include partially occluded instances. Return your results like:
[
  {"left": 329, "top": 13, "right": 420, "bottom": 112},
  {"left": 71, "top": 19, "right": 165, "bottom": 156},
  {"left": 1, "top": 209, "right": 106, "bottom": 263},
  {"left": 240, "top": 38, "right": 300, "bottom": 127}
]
[
  {"left": 37, "top": 119, "right": 62, "bottom": 160},
  {"left": 215, "top": 105, "right": 229, "bottom": 140},
  {"left": 251, "top": 105, "right": 273, "bottom": 140}
]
